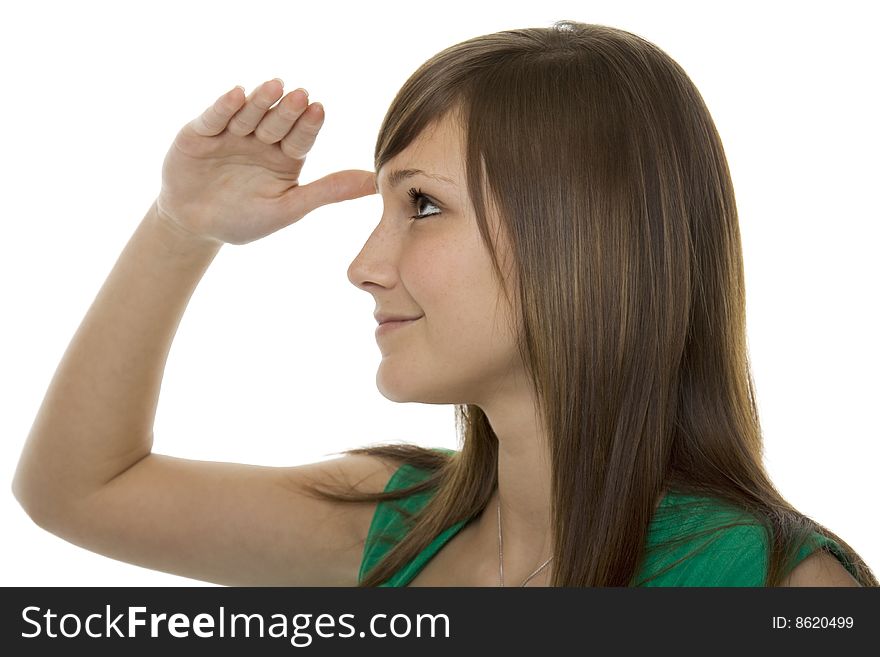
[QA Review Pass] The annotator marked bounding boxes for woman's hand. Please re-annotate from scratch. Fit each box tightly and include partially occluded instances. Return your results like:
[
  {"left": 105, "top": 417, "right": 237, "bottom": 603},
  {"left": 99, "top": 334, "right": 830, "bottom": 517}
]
[{"left": 155, "top": 79, "right": 376, "bottom": 246}]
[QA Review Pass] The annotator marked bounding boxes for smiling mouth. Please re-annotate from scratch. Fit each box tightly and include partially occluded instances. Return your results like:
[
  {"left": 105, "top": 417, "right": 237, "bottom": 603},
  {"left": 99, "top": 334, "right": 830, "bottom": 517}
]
[{"left": 375, "top": 317, "right": 421, "bottom": 336}]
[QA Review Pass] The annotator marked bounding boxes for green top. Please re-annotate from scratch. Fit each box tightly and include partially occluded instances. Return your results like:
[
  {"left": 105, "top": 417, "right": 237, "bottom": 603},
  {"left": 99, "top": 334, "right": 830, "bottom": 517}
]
[{"left": 359, "top": 449, "right": 857, "bottom": 586}]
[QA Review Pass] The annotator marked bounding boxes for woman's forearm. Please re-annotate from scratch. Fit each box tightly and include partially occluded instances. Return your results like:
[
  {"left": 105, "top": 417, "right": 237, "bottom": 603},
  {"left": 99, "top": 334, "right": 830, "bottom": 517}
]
[{"left": 12, "top": 201, "right": 223, "bottom": 521}]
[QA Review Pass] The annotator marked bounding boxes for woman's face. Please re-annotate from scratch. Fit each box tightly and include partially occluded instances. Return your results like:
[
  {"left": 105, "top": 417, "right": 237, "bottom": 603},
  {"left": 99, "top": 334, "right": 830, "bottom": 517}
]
[{"left": 347, "top": 112, "right": 520, "bottom": 405}]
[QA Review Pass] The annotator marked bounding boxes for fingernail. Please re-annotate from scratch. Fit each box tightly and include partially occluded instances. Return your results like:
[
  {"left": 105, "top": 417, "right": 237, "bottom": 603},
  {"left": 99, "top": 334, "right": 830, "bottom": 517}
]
[{"left": 272, "top": 77, "right": 284, "bottom": 87}]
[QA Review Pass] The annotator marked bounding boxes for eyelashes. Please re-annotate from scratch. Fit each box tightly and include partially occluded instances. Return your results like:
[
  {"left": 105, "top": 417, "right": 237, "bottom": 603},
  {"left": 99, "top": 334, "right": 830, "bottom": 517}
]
[{"left": 406, "top": 187, "right": 442, "bottom": 220}]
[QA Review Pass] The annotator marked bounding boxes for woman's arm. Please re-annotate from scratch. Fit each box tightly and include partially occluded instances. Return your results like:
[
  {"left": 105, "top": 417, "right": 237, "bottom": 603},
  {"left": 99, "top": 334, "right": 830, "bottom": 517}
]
[
  {"left": 10, "top": 81, "right": 382, "bottom": 585},
  {"left": 12, "top": 200, "right": 222, "bottom": 521},
  {"left": 11, "top": 203, "right": 398, "bottom": 586}
]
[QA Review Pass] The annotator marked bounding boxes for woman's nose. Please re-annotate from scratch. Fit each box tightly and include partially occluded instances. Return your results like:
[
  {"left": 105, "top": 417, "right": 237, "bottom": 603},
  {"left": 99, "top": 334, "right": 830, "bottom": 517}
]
[{"left": 347, "top": 221, "right": 399, "bottom": 291}]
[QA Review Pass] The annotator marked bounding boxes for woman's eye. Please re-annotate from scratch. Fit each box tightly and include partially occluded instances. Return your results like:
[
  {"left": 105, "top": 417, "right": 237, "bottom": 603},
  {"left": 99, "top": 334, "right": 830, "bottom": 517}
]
[{"left": 407, "top": 187, "right": 442, "bottom": 220}]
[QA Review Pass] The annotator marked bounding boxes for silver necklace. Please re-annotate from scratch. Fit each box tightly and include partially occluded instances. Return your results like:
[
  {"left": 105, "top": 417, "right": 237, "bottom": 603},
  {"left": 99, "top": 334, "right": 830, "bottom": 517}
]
[{"left": 497, "top": 497, "right": 553, "bottom": 586}]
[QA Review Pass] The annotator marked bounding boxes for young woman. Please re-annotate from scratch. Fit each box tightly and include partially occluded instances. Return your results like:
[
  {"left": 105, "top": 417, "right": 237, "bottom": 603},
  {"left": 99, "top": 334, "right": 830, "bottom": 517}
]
[{"left": 12, "top": 21, "right": 875, "bottom": 587}]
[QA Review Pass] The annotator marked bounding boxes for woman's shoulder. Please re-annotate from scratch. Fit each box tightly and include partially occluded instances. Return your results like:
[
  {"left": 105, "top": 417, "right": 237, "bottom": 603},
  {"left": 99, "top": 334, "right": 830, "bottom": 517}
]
[
  {"left": 358, "top": 447, "right": 457, "bottom": 584},
  {"left": 368, "top": 457, "right": 857, "bottom": 586},
  {"left": 639, "top": 492, "right": 856, "bottom": 586},
  {"left": 381, "top": 447, "right": 457, "bottom": 490}
]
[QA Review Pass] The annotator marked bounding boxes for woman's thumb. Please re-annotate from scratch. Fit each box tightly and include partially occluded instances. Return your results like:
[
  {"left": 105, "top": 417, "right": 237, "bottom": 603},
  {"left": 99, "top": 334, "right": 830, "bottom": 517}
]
[{"left": 291, "top": 169, "right": 377, "bottom": 218}]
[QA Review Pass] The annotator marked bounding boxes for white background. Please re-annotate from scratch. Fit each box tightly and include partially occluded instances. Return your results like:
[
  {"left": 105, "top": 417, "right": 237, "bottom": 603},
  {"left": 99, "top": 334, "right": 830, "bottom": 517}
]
[{"left": 2, "top": 0, "right": 877, "bottom": 585}]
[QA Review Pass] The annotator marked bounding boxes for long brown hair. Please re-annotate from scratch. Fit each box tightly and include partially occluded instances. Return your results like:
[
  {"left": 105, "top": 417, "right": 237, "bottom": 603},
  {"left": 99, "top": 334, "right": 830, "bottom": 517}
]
[{"left": 300, "top": 20, "right": 877, "bottom": 587}]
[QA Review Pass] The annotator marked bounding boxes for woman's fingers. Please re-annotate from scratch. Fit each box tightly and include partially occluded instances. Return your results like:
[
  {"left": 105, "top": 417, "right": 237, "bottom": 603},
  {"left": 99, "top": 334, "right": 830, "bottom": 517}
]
[
  {"left": 226, "top": 79, "right": 285, "bottom": 136},
  {"left": 189, "top": 86, "right": 247, "bottom": 137},
  {"left": 279, "top": 102, "right": 325, "bottom": 160},
  {"left": 254, "top": 88, "right": 310, "bottom": 144},
  {"left": 187, "top": 79, "right": 325, "bottom": 160}
]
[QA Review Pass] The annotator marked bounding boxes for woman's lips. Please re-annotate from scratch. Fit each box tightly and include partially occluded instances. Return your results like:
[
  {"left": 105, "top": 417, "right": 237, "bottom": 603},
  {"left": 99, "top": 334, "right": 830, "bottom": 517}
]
[{"left": 375, "top": 317, "right": 421, "bottom": 337}]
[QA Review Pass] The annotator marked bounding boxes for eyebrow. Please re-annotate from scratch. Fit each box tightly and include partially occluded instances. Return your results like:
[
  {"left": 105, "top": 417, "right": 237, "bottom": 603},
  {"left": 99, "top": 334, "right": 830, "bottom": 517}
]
[{"left": 375, "top": 168, "right": 457, "bottom": 193}]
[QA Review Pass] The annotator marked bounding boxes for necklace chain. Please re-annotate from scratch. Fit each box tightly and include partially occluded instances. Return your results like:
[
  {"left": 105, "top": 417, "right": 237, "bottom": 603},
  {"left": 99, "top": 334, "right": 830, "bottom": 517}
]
[{"left": 497, "top": 497, "right": 553, "bottom": 587}]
